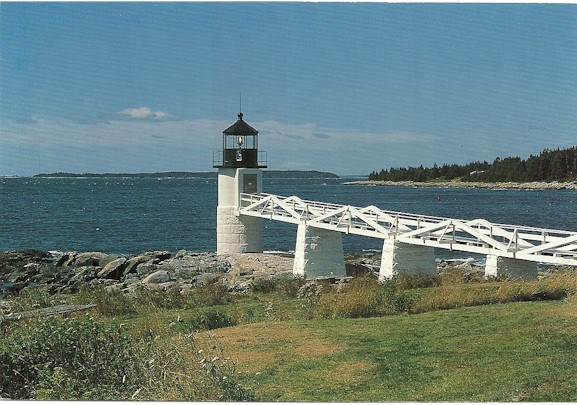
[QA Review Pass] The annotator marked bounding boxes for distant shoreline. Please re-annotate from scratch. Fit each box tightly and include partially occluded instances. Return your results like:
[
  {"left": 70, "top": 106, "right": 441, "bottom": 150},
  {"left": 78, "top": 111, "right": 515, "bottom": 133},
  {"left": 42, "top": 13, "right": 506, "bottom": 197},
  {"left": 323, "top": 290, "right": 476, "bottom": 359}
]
[
  {"left": 18, "top": 170, "right": 340, "bottom": 179},
  {"left": 344, "top": 180, "right": 577, "bottom": 190}
]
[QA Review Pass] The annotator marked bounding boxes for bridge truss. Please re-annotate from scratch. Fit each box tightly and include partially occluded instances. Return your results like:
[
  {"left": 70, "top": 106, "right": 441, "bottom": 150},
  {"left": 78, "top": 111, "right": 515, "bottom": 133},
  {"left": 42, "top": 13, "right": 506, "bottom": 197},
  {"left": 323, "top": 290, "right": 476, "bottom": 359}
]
[{"left": 239, "top": 193, "right": 577, "bottom": 266}]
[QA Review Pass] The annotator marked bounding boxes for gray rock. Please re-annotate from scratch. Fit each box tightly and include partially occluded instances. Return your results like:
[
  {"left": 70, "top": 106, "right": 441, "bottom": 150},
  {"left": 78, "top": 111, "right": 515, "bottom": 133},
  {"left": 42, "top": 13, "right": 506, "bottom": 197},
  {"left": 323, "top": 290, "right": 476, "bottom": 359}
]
[
  {"left": 7, "top": 271, "right": 28, "bottom": 283},
  {"left": 175, "top": 249, "right": 188, "bottom": 258},
  {"left": 136, "top": 259, "right": 159, "bottom": 277},
  {"left": 70, "top": 266, "right": 100, "bottom": 282},
  {"left": 157, "top": 281, "right": 178, "bottom": 291},
  {"left": 56, "top": 252, "right": 77, "bottom": 266},
  {"left": 97, "top": 257, "right": 127, "bottom": 280},
  {"left": 194, "top": 273, "right": 219, "bottom": 286},
  {"left": 104, "top": 283, "right": 124, "bottom": 293},
  {"left": 124, "top": 254, "right": 156, "bottom": 275},
  {"left": 74, "top": 252, "right": 109, "bottom": 267},
  {"left": 64, "top": 279, "right": 87, "bottom": 294},
  {"left": 142, "top": 270, "right": 171, "bottom": 284},
  {"left": 123, "top": 274, "right": 140, "bottom": 284},
  {"left": 89, "top": 278, "right": 119, "bottom": 288},
  {"left": 159, "top": 260, "right": 194, "bottom": 279},
  {"left": 144, "top": 251, "right": 172, "bottom": 263},
  {"left": 100, "top": 254, "right": 125, "bottom": 267}
]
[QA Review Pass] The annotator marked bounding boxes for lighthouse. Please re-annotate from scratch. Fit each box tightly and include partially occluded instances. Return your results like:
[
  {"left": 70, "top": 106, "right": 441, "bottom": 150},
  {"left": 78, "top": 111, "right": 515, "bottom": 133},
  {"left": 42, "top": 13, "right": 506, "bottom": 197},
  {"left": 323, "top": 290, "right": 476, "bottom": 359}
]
[{"left": 214, "top": 112, "right": 267, "bottom": 255}]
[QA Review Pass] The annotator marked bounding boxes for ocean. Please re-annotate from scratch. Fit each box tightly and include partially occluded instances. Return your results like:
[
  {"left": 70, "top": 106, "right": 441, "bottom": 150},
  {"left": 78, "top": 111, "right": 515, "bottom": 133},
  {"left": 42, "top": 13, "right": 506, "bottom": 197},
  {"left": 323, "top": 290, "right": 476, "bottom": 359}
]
[{"left": 1, "top": 176, "right": 576, "bottom": 260}]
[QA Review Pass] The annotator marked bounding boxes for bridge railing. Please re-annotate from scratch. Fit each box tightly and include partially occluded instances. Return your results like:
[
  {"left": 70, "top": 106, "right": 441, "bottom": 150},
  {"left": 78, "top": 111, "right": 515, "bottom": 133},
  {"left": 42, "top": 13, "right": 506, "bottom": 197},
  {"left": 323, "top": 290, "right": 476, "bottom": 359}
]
[
  {"left": 239, "top": 192, "right": 577, "bottom": 264},
  {"left": 241, "top": 192, "right": 575, "bottom": 237}
]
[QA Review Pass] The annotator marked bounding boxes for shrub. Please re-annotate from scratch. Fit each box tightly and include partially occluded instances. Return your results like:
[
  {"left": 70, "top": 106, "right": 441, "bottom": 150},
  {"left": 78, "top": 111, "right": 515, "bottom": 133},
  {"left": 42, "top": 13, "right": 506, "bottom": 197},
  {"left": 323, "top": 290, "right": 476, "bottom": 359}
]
[
  {"left": 313, "top": 275, "right": 418, "bottom": 319},
  {"left": 248, "top": 278, "right": 278, "bottom": 294},
  {"left": 398, "top": 274, "right": 441, "bottom": 289},
  {"left": 440, "top": 270, "right": 467, "bottom": 285},
  {"left": 319, "top": 275, "right": 382, "bottom": 318},
  {"left": 277, "top": 277, "right": 307, "bottom": 298},
  {"left": 9, "top": 286, "right": 68, "bottom": 313},
  {"left": 249, "top": 277, "right": 307, "bottom": 297},
  {"left": 191, "top": 280, "right": 231, "bottom": 306},
  {"left": 297, "top": 281, "right": 324, "bottom": 319},
  {"left": 134, "top": 285, "right": 186, "bottom": 310},
  {"left": 189, "top": 309, "right": 236, "bottom": 331},
  {"left": 0, "top": 316, "right": 141, "bottom": 399},
  {"left": 75, "top": 285, "right": 136, "bottom": 316},
  {"left": 0, "top": 315, "right": 251, "bottom": 401},
  {"left": 379, "top": 278, "right": 419, "bottom": 314}
]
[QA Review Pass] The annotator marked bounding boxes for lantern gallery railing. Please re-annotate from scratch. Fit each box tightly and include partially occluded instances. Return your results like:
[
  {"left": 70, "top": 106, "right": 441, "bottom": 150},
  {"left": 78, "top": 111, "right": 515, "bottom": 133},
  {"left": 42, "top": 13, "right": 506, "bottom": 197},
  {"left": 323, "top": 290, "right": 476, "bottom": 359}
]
[
  {"left": 212, "top": 150, "right": 267, "bottom": 168},
  {"left": 239, "top": 193, "right": 577, "bottom": 266}
]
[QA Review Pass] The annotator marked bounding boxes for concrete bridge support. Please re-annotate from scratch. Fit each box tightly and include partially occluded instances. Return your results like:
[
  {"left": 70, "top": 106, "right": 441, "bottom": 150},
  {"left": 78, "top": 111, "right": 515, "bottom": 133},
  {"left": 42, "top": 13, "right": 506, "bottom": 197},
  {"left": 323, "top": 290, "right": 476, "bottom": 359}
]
[
  {"left": 485, "top": 255, "right": 538, "bottom": 280},
  {"left": 293, "top": 224, "right": 347, "bottom": 278},
  {"left": 379, "top": 239, "right": 437, "bottom": 282}
]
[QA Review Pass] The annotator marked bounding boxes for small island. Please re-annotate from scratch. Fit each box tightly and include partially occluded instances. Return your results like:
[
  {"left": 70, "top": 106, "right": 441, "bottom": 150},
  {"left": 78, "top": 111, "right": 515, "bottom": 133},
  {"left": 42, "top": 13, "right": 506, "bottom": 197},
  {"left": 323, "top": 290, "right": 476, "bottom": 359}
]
[{"left": 32, "top": 170, "right": 339, "bottom": 179}]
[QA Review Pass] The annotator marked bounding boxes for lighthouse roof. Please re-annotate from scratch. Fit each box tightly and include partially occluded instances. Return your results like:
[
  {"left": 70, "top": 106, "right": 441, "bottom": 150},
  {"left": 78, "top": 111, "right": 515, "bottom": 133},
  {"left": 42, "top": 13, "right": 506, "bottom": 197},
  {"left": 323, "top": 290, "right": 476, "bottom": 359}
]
[{"left": 223, "top": 112, "right": 258, "bottom": 135}]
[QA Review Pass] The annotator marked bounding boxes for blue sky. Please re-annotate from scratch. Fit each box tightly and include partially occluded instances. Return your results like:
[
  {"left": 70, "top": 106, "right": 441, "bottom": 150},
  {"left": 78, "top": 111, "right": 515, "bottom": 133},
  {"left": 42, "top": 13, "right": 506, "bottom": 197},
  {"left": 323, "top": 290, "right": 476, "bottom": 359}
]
[{"left": 1, "top": 3, "right": 576, "bottom": 176}]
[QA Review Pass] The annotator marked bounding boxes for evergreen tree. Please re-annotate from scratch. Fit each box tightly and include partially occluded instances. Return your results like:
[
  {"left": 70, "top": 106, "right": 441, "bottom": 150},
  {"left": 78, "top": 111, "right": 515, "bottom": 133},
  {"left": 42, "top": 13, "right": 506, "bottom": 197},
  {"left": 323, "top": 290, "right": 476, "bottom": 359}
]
[{"left": 368, "top": 146, "right": 577, "bottom": 183}]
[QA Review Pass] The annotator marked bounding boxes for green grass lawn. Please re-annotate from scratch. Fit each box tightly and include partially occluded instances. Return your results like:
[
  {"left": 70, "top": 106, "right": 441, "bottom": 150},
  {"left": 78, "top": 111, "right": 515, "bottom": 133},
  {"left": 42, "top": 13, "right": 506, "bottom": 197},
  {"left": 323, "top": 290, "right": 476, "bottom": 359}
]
[
  {"left": 210, "top": 298, "right": 577, "bottom": 401},
  {"left": 3, "top": 272, "right": 577, "bottom": 401}
]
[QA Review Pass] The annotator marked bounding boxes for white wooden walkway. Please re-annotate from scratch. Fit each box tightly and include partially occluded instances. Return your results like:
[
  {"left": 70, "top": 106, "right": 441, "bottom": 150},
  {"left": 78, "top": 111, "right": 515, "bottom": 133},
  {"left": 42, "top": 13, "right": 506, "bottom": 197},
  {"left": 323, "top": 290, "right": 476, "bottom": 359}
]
[{"left": 239, "top": 193, "right": 577, "bottom": 267}]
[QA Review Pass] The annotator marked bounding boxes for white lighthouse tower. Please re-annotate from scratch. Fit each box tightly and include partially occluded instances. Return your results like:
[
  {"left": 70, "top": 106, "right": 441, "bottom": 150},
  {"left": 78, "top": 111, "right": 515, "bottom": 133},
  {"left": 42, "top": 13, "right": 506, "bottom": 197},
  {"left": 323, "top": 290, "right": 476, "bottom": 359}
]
[{"left": 214, "top": 112, "right": 267, "bottom": 255}]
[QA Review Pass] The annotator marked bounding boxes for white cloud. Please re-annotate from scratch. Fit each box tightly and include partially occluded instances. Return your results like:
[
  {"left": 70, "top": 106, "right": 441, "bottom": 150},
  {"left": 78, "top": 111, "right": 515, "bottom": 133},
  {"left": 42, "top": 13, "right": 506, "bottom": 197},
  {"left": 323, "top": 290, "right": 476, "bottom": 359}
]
[{"left": 118, "top": 107, "right": 170, "bottom": 120}]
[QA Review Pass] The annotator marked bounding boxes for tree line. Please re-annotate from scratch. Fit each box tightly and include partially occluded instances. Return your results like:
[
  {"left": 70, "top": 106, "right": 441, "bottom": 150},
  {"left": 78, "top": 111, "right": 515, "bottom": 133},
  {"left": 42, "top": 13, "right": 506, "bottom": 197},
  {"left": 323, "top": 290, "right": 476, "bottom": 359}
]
[{"left": 368, "top": 146, "right": 577, "bottom": 183}]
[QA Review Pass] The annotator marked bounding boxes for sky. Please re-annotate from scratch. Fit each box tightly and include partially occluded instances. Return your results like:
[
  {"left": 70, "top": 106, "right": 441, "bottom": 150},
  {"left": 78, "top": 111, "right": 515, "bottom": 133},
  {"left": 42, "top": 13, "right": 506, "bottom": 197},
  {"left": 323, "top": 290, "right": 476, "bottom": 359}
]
[{"left": 1, "top": 3, "right": 576, "bottom": 176}]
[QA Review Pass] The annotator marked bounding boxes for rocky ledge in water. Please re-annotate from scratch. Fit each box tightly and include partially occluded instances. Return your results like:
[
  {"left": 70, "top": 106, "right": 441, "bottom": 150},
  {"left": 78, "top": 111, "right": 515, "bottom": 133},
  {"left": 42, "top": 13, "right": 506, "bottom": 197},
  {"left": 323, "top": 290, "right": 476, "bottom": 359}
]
[
  {"left": 344, "top": 180, "right": 577, "bottom": 190},
  {"left": 0, "top": 250, "right": 489, "bottom": 298}
]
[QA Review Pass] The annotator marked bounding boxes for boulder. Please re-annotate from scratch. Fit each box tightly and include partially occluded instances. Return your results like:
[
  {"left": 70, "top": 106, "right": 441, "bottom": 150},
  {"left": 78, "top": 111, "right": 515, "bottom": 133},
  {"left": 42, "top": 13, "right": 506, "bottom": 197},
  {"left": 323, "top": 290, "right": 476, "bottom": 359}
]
[
  {"left": 104, "top": 283, "right": 124, "bottom": 293},
  {"left": 7, "top": 271, "right": 29, "bottom": 283},
  {"left": 23, "top": 262, "right": 42, "bottom": 275},
  {"left": 194, "top": 273, "right": 219, "bottom": 286},
  {"left": 175, "top": 249, "right": 188, "bottom": 259},
  {"left": 157, "top": 281, "right": 178, "bottom": 291},
  {"left": 144, "top": 251, "right": 172, "bottom": 263},
  {"left": 0, "top": 250, "right": 52, "bottom": 276},
  {"left": 97, "top": 257, "right": 127, "bottom": 280},
  {"left": 56, "top": 252, "right": 77, "bottom": 266},
  {"left": 74, "top": 252, "right": 109, "bottom": 267},
  {"left": 136, "top": 259, "right": 159, "bottom": 277},
  {"left": 70, "top": 266, "right": 101, "bottom": 282},
  {"left": 123, "top": 254, "right": 156, "bottom": 276},
  {"left": 142, "top": 270, "right": 171, "bottom": 284},
  {"left": 89, "top": 278, "right": 119, "bottom": 288},
  {"left": 123, "top": 274, "right": 140, "bottom": 285}
]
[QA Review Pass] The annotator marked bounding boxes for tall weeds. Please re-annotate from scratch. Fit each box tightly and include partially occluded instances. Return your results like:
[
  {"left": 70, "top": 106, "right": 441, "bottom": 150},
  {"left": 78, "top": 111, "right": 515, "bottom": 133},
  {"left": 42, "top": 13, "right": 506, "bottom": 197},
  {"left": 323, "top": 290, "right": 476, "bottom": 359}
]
[
  {"left": 304, "top": 268, "right": 577, "bottom": 319},
  {"left": 0, "top": 315, "right": 252, "bottom": 400},
  {"left": 414, "top": 268, "right": 577, "bottom": 313},
  {"left": 0, "top": 316, "right": 141, "bottom": 400},
  {"left": 312, "top": 275, "right": 418, "bottom": 319},
  {"left": 134, "top": 332, "right": 252, "bottom": 400}
]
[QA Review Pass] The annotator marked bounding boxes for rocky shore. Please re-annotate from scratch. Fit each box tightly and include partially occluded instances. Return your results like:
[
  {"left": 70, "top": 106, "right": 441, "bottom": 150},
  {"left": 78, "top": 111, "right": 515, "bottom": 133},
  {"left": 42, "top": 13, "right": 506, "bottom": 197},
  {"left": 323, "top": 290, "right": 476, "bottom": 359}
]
[
  {"left": 0, "top": 250, "right": 490, "bottom": 298},
  {"left": 0, "top": 250, "right": 294, "bottom": 297},
  {"left": 344, "top": 180, "right": 577, "bottom": 190}
]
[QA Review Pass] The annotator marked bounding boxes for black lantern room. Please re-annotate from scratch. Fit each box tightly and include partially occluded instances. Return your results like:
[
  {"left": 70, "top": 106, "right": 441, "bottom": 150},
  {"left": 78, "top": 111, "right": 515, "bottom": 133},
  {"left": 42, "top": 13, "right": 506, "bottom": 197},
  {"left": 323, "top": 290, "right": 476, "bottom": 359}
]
[{"left": 213, "top": 112, "right": 267, "bottom": 168}]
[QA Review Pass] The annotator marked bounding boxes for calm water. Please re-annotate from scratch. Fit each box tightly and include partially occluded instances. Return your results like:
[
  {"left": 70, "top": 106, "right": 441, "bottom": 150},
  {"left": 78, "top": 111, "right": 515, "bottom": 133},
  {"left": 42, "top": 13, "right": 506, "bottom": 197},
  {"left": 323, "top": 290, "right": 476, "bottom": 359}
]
[{"left": 1, "top": 177, "right": 576, "bottom": 258}]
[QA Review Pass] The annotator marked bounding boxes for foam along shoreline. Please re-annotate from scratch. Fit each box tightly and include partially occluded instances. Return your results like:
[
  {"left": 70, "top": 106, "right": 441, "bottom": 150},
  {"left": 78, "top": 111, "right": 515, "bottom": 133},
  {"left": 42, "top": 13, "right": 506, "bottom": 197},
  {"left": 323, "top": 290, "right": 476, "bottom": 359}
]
[{"left": 343, "top": 180, "right": 577, "bottom": 190}]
